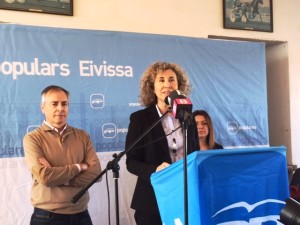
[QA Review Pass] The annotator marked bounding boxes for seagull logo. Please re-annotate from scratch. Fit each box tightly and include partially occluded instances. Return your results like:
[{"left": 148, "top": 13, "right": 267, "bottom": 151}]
[
  {"left": 212, "top": 199, "right": 286, "bottom": 225},
  {"left": 213, "top": 199, "right": 285, "bottom": 217}
]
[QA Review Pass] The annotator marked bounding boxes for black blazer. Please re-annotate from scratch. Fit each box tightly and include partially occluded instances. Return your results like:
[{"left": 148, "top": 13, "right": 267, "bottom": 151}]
[{"left": 125, "top": 105, "right": 199, "bottom": 215}]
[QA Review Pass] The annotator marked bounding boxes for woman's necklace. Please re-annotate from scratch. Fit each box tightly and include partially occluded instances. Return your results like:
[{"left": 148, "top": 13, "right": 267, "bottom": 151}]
[{"left": 167, "top": 115, "right": 179, "bottom": 162}]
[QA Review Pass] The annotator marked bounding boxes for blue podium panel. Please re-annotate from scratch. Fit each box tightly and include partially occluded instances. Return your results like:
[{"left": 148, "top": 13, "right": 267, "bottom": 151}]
[{"left": 151, "top": 146, "right": 290, "bottom": 225}]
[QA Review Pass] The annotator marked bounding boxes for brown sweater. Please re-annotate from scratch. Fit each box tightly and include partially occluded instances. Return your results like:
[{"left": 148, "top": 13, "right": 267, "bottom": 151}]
[{"left": 23, "top": 122, "right": 101, "bottom": 214}]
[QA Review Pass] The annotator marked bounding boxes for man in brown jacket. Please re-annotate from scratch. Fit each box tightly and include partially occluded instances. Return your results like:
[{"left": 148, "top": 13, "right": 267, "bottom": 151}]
[{"left": 23, "top": 85, "right": 101, "bottom": 225}]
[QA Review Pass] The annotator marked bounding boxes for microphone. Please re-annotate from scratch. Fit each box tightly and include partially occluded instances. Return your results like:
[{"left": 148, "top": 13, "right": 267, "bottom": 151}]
[
  {"left": 164, "top": 90, "right": 186, "bottom": 106},
  {"left": 279, "top": 198, "right": 300, "bottom": 225},
  {"left": 164, "top": 90, "right": 193, "bottom": 120}
]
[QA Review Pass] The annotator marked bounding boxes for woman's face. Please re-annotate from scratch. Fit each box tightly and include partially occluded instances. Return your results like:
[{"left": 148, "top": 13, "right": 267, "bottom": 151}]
[
  {"left": 195, "top": 115, "right": 209, "bottom": 139},
  {"left": 154, "top": 69, "right": 178, "bottom": 106}
]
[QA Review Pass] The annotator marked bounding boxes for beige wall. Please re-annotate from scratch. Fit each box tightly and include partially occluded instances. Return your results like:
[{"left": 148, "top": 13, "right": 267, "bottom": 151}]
[{"left": 1, "top": 0, "right": 299, "bottom": 166}]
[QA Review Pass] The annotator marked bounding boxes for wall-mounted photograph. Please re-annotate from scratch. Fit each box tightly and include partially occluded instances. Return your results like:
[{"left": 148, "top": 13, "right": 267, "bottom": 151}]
[
  {"left": 0, "top": 0, "right": 73, "bottom": 16},
  {"left": 223, "top": 0, "right": 273, "bottom": 32}
]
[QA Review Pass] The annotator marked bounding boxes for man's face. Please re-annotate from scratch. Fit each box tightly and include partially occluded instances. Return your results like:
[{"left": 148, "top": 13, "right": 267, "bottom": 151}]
[{"left": 41, "top": 90, "right": 69, "bottom": 129}]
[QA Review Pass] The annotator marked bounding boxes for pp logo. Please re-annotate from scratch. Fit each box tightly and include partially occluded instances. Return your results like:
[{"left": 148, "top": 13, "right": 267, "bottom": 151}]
[
  {"left": 227, "top": 122, "right": 238, "bottom": 134},
  {"left": 178, "top": 99, "right": 188, "bottom": 104},
  {"left": 26, "top": 125, "right": 40, "bottom": 133},
  {"left": 102, "top": 123, "right": 117, "bottom": 138},
  {"left": 90, "top": 94, "right": 104, "bottom": 109}
]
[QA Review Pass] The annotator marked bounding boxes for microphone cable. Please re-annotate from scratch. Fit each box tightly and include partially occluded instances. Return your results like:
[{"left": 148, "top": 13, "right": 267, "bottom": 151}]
[{"left": 128, "top": 125, "right": 182, "bottom": 151}]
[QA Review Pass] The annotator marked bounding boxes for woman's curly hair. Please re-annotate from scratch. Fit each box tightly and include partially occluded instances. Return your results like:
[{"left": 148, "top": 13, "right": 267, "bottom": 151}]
[{"left": 139, "top": 61, "right": 191, "bottom": 107}]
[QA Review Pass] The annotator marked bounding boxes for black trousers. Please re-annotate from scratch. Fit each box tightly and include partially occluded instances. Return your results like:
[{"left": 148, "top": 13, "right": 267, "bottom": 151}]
[
  {"left": 30, "top": 207, "right": 93, "bottom": 225},
  {"left": 134, "top": 210, "right": 162, "bottom": 225}
]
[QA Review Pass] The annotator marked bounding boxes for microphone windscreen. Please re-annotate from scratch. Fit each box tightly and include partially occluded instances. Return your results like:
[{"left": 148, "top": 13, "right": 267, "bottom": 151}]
[
  {"left": 164, "top": 96, "right": 171, "bottom": 105},
  {"left": 164, "top": 90, "right": 187, "bottom": 106}
]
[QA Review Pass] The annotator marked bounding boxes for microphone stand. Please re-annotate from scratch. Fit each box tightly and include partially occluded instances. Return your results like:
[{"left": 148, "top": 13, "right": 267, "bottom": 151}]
[
  {"left": 71, "top": 108, "right": 172, "bottom": 225},
  {"left": 182, "top": 120, "right": 189, "bottom": 225},
  {"left": 179, "top": 111, "right": 193, "bottom": 225}
]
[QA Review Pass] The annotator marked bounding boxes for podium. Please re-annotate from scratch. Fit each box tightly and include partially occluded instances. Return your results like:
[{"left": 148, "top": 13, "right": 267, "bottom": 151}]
[{"left": 151, "top": 146, "right": 290, "bottom": 225}]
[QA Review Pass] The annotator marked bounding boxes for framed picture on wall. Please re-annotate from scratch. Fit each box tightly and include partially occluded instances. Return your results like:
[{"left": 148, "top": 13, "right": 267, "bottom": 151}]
[
  {"left": 223, "top": 0, "right": 273, "bottom": 32},
  {"left": 0, "top": 0, "right": 73, "bottom": 16}
]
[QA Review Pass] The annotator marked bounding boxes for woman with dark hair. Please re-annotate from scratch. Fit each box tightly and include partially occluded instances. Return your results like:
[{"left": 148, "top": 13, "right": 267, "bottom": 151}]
[
  {"left": 125, "top": 61, "right": 199, "bottom": 225},
  {"left": 193, "top": 110, "right": 223, "bottom": 150}
]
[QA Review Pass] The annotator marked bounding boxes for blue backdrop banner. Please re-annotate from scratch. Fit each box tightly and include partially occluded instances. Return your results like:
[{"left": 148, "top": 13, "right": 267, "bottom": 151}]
[
  {"left": 151, "top": 146, "right": 289, "bottom": 225},
  {"left": 0, "top": 24, "right": 269, "bottom": 158}
]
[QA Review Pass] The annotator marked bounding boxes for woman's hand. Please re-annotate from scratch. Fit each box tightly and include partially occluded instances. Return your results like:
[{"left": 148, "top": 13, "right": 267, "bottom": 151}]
[{"left": 156, "top": 162, "right": 170, "bottom": 172}]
